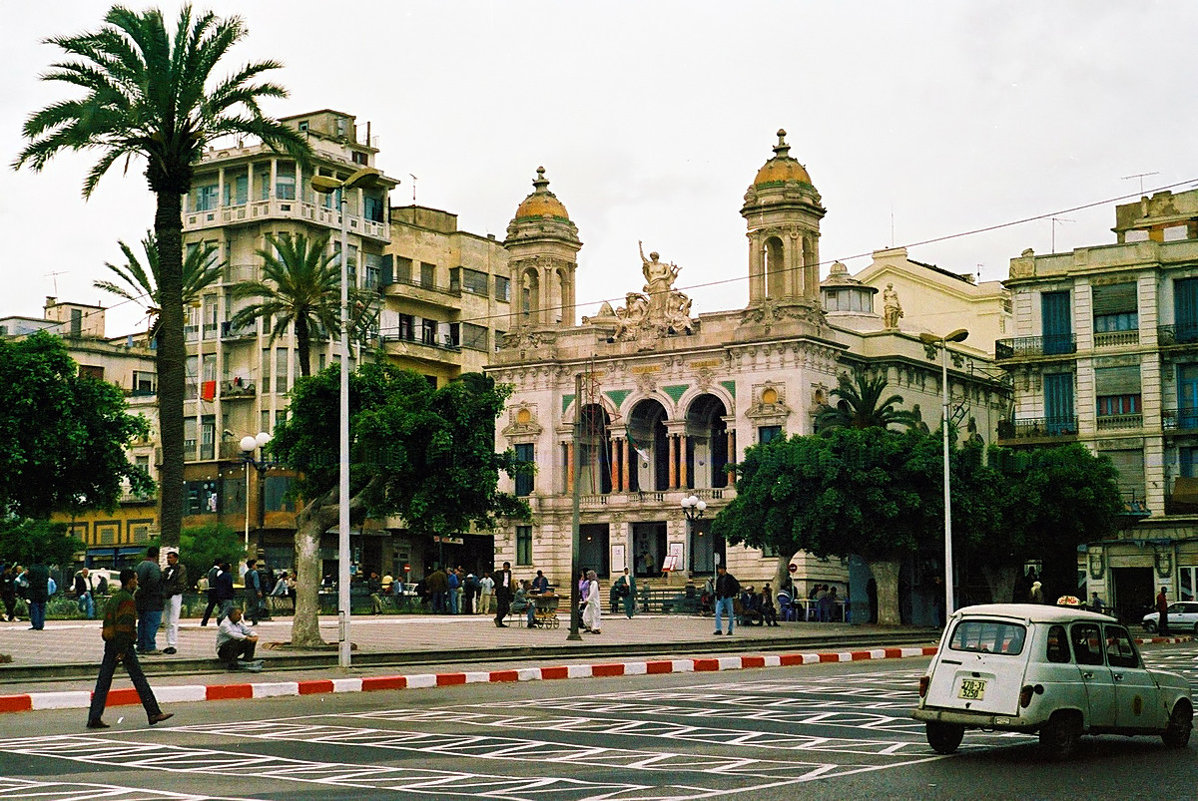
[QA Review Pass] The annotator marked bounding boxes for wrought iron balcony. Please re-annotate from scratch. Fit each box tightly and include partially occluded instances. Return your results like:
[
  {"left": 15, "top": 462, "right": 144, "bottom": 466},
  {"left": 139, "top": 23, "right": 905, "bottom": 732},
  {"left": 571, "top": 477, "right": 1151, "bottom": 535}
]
[
  {"left": 995, "top": 334, "right": 1077, "bottom": 360},
  {"left": 996, "top": 416, "right": 1079, "bottom": 439},
  {"left": 1161, "top": 409, "right": 1198, "bottom": 431},
  {"left": 1157, "top": 323, "right": 1198, "bottom": 346}
]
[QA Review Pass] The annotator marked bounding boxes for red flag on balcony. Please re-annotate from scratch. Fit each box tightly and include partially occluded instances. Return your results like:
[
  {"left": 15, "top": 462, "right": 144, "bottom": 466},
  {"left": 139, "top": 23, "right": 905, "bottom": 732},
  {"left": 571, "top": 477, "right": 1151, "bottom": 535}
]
[{"left": 201, "top": 380, "right": 216, "bottom": 402}]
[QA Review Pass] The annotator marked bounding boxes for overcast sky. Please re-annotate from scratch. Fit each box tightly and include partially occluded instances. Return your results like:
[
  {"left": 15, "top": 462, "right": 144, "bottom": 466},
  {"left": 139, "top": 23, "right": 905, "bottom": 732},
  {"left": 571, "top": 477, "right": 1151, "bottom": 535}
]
[{"left": 4, "top": 1, "right": 1198, "bottom": 336}]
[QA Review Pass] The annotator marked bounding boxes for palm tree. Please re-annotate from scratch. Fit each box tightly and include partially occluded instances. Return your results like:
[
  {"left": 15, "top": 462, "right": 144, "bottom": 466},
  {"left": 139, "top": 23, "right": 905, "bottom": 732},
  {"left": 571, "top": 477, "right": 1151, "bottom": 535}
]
[
  {"left": 230, "top": 232, "right": 344, "bottom": 378},
  {"left": 94, "top": 231, "right": 223, "bottom": 338},
  {"left": 16, "top": 5, "right": 311, "bottom": 548},
  {"left": 816, "top": 369, "right": 919, "bottom": 431}
]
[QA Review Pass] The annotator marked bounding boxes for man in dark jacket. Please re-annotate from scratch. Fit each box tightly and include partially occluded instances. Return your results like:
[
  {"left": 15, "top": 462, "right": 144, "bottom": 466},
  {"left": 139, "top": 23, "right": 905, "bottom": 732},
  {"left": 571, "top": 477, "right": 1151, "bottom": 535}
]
[
  {"left": 493, "top": 561, "right": 513, "bottom": 627},
  {"left": 713, "top": 564, "right": 740, "bottom": 636},
  {"left": 25, "top": 562, "right": 51, "bottom": 630},
  {"left": 161, "top": 550, "right": 187, "bottom": 654},
  {"left": 199, "top": 558, "right": 221, "bottom": 626},
  {"left": 135, "top": 546, "right": 164, "bottom": 653},
  {"left": 86, "top": 568, "right": 172, "bottom": 729},
  {"left": 214, "top": 562, "right": 236, "bottom": 623}
]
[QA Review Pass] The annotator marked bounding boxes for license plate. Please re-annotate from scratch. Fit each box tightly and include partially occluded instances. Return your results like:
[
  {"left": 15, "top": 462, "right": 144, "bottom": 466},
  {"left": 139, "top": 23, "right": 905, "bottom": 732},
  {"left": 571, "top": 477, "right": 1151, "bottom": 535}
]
[{"left": 958, "top": 678, "right": 986, "bottom": 700}]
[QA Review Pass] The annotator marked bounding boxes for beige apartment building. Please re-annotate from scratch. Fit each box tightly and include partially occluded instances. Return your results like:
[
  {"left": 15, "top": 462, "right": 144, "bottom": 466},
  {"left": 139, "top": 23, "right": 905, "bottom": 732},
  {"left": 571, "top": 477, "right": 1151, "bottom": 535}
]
[{"left": 997, "top": 188, "right": 1198, "bottom": 619}]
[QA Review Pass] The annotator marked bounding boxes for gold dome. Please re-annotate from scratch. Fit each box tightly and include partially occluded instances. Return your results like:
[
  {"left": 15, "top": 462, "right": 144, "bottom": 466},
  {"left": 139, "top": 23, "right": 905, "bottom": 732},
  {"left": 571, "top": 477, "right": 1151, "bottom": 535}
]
[
  {"left": 753, "top": 129, "right": 812, "bottom": 187},
  {"left": 514, "top": 166, "right": 570, "bottom": 221}
]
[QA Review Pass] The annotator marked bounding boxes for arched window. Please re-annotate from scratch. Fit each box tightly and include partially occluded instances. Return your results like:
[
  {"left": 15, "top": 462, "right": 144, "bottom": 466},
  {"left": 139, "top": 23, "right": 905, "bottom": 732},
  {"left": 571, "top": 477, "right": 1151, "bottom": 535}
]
[
  {"left": 765, "top": 236, "right": 785, "bottom": 298},
  {"left": 521, "top": 269, "right": 540, "bottom": 324}
]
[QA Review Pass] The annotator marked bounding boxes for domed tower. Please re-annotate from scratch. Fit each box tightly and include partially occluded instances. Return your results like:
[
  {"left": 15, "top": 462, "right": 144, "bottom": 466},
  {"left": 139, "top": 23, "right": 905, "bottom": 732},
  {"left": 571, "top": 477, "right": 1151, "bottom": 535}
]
[
  {"left": 741, "top": 129, "right": 825, "bottom": 307},
  {"left": 505, "top": 166, "right": 582, "bottom": 329}
]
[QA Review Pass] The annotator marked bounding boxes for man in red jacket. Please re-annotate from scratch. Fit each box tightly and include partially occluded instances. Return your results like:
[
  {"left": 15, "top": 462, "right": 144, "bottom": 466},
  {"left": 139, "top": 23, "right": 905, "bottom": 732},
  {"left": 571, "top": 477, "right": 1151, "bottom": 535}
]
[{"left": 86, "top": 568, "right": 173, "bottom": 729}]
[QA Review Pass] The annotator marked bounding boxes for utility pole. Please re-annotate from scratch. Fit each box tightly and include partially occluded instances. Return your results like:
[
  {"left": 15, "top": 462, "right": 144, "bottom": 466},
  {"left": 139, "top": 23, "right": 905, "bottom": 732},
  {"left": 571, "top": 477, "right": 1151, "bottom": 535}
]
[{"left": 568, "top": 372, "right": 583, "bottom": 641}]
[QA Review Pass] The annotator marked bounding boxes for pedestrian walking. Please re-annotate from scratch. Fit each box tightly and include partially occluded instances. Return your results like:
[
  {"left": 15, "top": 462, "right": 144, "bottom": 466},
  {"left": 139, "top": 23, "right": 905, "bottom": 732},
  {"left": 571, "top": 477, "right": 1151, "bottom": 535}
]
[
  {"left": 478, "top": 571, "right": 494, "bottom": 615},
  {"left": 135, "top": 546, "right": 164, "bottom": 653},
  {"left": 713, "top": 564, "right": 739, "bottom": 636},
  {"left": 243, "top": 559, "right": 264, "bottom": 625},
  {"left": 1156, "top": 586, "right": 1170, "bottom": 635},
  {"left": 199, "top": 558, "right": 220, "bottom": 626},
  {"left": 493, "top": 561, "right": 513, "bottom": 627},
  {"left": 86, "top": 568, "right": 173, "bottom": 729},
  {"left": 162, "top": 549, "right": 187, "bottom": 654},
  {"left": 214, "top": 562, "right": 236, "bottom": 623},
  {"left": 24, "top": 562, "right": 51, "bottom": 631},
  {"left": 0, "top": 563, "right": 18, "bottom": 621},
  {"left": 581, "top": 570, "right": 601, "bottom": 634}
]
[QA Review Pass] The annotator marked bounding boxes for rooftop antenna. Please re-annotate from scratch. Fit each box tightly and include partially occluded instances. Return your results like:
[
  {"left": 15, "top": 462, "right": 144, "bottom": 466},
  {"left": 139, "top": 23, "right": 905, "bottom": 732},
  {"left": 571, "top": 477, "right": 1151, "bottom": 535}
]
[
  {"left": 1050, "top": 217, "right": 1074, "bottom": 253},
  {"left": 1121, "top": 171, "right": 1159, "bottom": 196},
  {"left": 45, "top": 271, "right": 66, "bottom": 295},
  {"left": 409, "top": 174, "right": 418, "bottom": 204}
]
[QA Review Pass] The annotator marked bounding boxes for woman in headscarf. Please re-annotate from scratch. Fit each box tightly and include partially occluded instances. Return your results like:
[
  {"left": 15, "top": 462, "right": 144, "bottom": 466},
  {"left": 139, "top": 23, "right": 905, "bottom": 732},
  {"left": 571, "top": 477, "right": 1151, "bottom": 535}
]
[{"left": 582, "top": 570, "right": 601, "bottom": 634}]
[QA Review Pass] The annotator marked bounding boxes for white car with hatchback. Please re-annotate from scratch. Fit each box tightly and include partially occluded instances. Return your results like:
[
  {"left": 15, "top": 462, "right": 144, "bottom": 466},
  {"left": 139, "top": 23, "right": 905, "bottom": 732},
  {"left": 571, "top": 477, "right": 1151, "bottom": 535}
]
[
  {"left": 1141, "top": 600, "right": 1198, "bottom": 634},
  {"left": 912, "top": 603, "right": 1192, "bottom": 757}
]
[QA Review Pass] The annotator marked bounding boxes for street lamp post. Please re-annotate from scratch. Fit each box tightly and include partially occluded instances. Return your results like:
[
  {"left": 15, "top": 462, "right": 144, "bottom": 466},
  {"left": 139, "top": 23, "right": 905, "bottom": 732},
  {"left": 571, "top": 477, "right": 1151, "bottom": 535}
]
[
  {"left": 311, "top": 167, "right": 382, "bottom": 669},
  {"left": 238, "top": 432, "right": 272, "bottom": 554},
  {"left": 680, "top": 494, "right": 707, "bottom": 575},
  {"left": 919, "top": 328, "right": 969, "bottom": 623}
]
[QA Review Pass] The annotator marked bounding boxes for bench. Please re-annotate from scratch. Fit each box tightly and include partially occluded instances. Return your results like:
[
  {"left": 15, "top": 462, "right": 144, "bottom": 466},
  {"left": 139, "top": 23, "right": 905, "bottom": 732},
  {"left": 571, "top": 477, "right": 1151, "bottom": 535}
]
[{"left": 638, "top": 585, "right": 702, "bottom": 614}]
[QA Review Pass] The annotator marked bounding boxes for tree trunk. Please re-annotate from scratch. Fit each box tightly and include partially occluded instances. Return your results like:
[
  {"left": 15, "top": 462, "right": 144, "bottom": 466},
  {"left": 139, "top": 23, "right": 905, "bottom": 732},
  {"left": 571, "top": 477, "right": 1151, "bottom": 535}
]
[
  {"left": 154, "top": 191, "right": 185, "bottom": 549},
  {"left": 772, "top": 553, "right": 790, "bottom": 598},
  {"left": 981, "top": 562, "right": 1019, "bottom": 605},
  {"left": 870, "top": 559, "right": 902, "bottom": 626},
  {"left": 291, "top": 487, "right": 337, "bottom": 648}
]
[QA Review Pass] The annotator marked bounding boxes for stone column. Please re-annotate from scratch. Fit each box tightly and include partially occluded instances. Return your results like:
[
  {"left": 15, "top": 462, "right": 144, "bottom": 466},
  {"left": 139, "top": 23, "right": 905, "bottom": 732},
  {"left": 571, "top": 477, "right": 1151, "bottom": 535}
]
[
  {"left": 668, "top": 435, "right": 678, "bottom": 489},
  {"left": 622, "top": 438, "right": 631, "bottom": 492},
  {"left": 566, "top": 440, "right": 575, "bottom": 494},
  {"left": 726, "top": 430, "right": 736, "bottom": 487},
  {"left": 679, "top": 434, "right": 689, "bottom": 489}
]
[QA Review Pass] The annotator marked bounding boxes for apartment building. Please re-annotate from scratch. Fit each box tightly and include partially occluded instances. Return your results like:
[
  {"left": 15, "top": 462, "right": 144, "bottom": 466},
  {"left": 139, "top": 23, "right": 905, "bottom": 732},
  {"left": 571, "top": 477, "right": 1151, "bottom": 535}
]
[{"left": 996, "top": 188, "right": 1198, "bottom": 617}]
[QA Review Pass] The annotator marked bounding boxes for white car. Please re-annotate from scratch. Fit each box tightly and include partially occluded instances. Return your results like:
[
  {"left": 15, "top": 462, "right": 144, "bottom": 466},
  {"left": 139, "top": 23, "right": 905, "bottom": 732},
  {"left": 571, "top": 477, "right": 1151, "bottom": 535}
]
[
  {"left": 1141, "top": 600, "right": 1198, "bottom": 634},
  {"left": 912, "top": 603, "right": 1193, "bottom": 757}
]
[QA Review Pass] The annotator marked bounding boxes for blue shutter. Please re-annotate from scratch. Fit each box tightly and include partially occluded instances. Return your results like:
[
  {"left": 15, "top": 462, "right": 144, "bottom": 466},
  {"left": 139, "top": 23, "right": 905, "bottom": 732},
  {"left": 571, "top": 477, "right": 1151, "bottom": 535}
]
[
  {"left": 1041, "top": 291, "right": 1073, "bottom": 355},
  {"left": 1175, "top": 278, "right": 1198, "bottom": 342},
  {"left": 1044, "top": 373, "right": 1075, "bottom": 434}
]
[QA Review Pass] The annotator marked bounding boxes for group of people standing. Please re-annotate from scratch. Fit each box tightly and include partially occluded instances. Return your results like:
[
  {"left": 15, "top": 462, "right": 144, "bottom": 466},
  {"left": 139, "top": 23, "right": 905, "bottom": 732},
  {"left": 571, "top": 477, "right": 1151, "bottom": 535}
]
[{"left": 1, "top": 561, "right": 53, "bottom": 628}]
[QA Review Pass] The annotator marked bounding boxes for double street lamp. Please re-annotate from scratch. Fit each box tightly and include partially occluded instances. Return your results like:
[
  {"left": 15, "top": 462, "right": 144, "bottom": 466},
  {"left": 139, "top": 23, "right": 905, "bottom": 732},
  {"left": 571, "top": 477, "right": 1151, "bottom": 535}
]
[
  {"left": 311, "top": 166, "right": 383, "bottom": 669},
  {"left": 919, "top": 328, "right": 969, "bottom": 623},
  {"left": 238, "top": 431, "right": 272, "bottom": 553},
  {"left": 681, "top": 494, "right": 707, "bottom": 573}
]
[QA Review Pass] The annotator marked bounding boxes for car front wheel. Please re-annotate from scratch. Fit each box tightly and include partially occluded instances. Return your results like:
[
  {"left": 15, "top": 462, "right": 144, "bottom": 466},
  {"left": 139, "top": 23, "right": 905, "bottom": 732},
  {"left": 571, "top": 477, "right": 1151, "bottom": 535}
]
[
  {"left": 925, "top": 721, "right": 965, "bottom": 754},
  {"left": 1162, "top": 700, "right": 1193, "bottom": 748},
  {"left": 1039, "top": 712, "right": 1082, "bottom": 759},
  {"left": 1142, "top": 620, "right": 1157, "bottom": 633}
]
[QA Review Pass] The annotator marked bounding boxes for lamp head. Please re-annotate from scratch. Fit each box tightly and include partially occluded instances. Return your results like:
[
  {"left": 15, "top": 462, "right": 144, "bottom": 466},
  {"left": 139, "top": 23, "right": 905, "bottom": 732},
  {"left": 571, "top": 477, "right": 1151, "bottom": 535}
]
[
  {"left": 311, "top": 175, "right": 342, "bottom": 194},
  {"left": 239, "top": 435, "right": 258, "bottom": 453},
  {"left": 255, "top": 431, "right": 272, "bottom": 449}
]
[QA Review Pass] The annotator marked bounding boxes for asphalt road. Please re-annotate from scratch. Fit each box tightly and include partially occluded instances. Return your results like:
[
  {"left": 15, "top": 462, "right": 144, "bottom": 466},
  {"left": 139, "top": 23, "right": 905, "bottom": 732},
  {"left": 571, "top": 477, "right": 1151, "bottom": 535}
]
[{"left": 0, "top": 643, "right": 1194, "bottom": 801}]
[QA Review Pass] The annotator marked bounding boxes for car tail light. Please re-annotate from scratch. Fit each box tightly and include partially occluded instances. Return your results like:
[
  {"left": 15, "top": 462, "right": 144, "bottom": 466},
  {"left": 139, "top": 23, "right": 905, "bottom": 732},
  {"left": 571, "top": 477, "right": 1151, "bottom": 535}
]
[
  {"left": 919, "top": 675, "right": 930, "bottom": 698},
  {"left": 1019, "top": 684, "right": 1043, "bottom": 708}
]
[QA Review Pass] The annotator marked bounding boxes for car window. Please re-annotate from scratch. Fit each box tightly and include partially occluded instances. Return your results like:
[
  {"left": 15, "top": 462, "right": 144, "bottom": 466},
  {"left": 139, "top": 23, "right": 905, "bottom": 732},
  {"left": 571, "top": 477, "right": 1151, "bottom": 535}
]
[
  {"left": 1104, "top": 626, "right": 1140, "bottom": 669},
  {"left": 1070, "top": 623, "right": 1104, "bottom": 665},
  {"left": 950, "top": 619, "right": 1027, "bottom": 655},
  {"left": 1045, "top": 624, "right": 1070, "bottom": 663}
]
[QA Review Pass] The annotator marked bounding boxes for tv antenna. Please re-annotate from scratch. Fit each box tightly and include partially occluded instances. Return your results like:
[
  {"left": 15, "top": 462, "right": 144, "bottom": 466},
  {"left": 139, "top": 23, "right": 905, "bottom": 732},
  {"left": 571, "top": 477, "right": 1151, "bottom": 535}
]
[
  {"left": 1121, "top": 171, "right": 1159, "bottom": 195},
  {"left": 1050, "top": 217, "right": 1074, "bottom": 253},
  {"left": 409, "top": 174, "right": 418, "bottom": 204},
  {"left": 45, "top": 271, "right": 66, "bottom": 295}
]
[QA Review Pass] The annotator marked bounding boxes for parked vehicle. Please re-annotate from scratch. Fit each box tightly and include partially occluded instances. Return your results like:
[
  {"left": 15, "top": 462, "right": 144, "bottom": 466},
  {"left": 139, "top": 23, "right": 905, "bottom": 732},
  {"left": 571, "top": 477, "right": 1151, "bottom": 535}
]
[
  {"left": 1141, "top": 600, "right": 1198, "bottom": 634},
  {"left": 913, "top": 603, "right": 1193, "bottom": 757}
]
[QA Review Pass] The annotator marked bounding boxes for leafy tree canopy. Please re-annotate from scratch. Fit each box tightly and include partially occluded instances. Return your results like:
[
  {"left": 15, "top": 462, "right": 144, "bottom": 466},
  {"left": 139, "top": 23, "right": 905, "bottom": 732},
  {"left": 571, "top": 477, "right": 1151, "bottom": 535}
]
[
  {"left": 272, "top": 364, "right": 531, "bottom": 538},
  {"left": 179, "top": 523, "right": 245, "bottom": 591},
  {"left": 0, "top": 332, "right": 153, "bottom": 519},
  {"left": 0, "top": 519, "right": 86, "bottom": 567}
]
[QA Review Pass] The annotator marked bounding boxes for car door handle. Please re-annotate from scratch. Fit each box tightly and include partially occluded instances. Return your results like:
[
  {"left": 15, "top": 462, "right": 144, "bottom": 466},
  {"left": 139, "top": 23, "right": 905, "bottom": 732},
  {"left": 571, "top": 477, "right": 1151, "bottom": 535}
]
[
  {"left": 1112, "top": 673, "right": 1124, "bottom": 681},
  {"left": 1081, "top": 671, "right": 1095, "bottom": 679}
]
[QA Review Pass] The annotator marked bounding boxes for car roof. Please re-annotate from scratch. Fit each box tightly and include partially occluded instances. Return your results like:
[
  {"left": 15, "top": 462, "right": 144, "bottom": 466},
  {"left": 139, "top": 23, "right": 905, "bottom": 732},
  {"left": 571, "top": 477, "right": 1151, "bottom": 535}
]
[{"left": 952, "top": 603, "right": 1116, "bottom": 625}]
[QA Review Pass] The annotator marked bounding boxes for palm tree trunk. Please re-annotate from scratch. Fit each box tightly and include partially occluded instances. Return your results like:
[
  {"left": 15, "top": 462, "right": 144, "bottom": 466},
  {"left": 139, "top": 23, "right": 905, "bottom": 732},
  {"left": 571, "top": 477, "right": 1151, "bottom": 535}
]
[
  {"left": 295, "top": 316, "right": 311, "bottom": 377},
  {"left": 155, "top": 192, "right": 185, "bottom": 549},
  {"left": 870, "top": 559, "right": 903, "bottom": 626}
]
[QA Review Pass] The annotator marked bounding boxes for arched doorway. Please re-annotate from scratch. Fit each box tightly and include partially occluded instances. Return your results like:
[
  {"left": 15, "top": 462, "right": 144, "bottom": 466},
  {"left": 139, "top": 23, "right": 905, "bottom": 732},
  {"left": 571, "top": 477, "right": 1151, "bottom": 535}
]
[
  {"left": 628, "top": 399, "right": 669, "bottom": 492},
  {"left": 685, "top": 394, "right": 729, "bottom": 489}
]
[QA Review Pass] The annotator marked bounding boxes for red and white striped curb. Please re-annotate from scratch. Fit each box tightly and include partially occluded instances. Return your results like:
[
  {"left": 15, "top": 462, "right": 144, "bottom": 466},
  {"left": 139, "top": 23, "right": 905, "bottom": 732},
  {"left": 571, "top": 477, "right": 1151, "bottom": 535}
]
[{"left": 0, "top": 645, "right": 938, "bottom": 715}]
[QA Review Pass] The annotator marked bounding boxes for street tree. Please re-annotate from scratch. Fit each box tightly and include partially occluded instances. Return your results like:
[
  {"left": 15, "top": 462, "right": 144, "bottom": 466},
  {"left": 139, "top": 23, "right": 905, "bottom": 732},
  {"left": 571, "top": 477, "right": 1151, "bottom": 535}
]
[
  {"left": 0, "top": 332, "right": 153, "bottom": 520},
  {"left": 93, "top": 231, "right": 223, "bottom": 337},
  {"left": 179, "top": 523, "right": 244, "bottom": 593},
  {"left": 957, "top": 443, "right": 1123, "bottom": 604},
  {"left": 269, "top": 365, "right": 531, "bottom": 646},
  {"left": 714, "top": 426, "right": 942, "bottom": 625},
  {"left": 0, "top": 520, "right": 87, "bottom": 568},
  {"left": 815, "top": 368, "right": 919, "bottom": 431},
  {"left": 16, "top": 5, "right": 311, "bottom": 548}
]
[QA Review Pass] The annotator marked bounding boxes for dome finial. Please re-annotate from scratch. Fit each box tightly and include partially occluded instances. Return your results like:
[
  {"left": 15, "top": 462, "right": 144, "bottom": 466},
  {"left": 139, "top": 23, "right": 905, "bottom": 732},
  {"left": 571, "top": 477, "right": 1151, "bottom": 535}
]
[
  {"left": 533, "top": 166, "right": 549, "bottom": 191},
  {"left": 774, "top": 129, "right": 790, "bottom": 158}
]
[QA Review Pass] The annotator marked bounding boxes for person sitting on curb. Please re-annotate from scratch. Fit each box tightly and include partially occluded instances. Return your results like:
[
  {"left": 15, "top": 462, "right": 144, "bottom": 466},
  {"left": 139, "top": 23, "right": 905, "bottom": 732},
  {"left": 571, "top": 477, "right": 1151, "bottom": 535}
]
[{"left": 216, "top": 606, "right": 261, "bottom": 672}]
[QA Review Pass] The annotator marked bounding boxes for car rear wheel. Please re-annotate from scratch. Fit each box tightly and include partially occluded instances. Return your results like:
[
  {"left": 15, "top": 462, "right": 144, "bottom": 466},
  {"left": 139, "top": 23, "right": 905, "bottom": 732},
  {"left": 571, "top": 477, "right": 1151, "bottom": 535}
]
[
  {"left": 1162, "top": 701, "right": 1193, "bottom": 748},
  {"left": 1142, "top": 620, "right": 1157, "bottom": 633},
  {"left": 925, "top": 721, "right": 965, "bottom": 754},
  {"left": 1039, "top": 712, "right": 1082, "bottom": 759}
]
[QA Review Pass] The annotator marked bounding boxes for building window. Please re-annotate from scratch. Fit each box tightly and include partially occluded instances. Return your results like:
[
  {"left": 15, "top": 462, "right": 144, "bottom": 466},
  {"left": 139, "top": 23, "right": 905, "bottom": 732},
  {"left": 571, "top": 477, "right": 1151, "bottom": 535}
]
[
  {"left": 265, "top": 476, "right": 294, "bottom": 512},
  {"left": 758, "top": 425, "right": 783, "bottom": 444},
  {"left": 514, "top": 443, "right": 534, "bottom": 497},
  {"left": 223, "top": 173, "right": 248, "bottom": 206},
  {"left": 363, "top": 192, "right": 384, "bottom": 222},
  {"left": 1094, "top": 312, "right": 1137, "bottom": 332},
  {"left": 398, "top": 314, "right": 414, "bottom": 341},
  {"left": 461, "top": 323, "right": 488, "bottom": 351},
  {"left": 494, "top": 330, "right": 506, "bottom": 351},
  {"left": 421, "top": 318, "right": 438, "bottom": 345},
  {"left": 395, "top": 256, "right": 413, "bottom": 283},
  {"left": 275, "top": 162, "right": 296, "bottom": 200},
  {"left": 185, "top": 480, "right": 220, "bottom": 515},
  {"left": 352, "top": 150, "right": 368, "bottom": 165},
  {"left": 516, "top": 525, "right": 532, "bottom": 566},
  {"left": 495, "top": 275, "right": 511, "bottom": 302},
  {"left": 420, "top": 262, "right": 436, "bottom": 289},
  {"left": 1097, "top": 394, "right": 1141, "bottom": 417},
  {"left": 462, "top": 268, "right": 489, "bottom": 296},
  {"left": 193, "top": 183, "right": 218, "bottom": 211},
  {"left": 364, "top": 253, "right": 383, "bottom": 290}
]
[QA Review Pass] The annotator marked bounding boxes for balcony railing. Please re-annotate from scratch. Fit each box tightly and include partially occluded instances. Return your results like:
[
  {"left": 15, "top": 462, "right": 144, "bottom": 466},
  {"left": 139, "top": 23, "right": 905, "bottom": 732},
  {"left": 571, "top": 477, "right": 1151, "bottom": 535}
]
[
  {"left": 1094, "top": 329, "right": 1139, "bottom": 348},
  {"left": 1157, "top": 323, "right": 1198, "bottom": 346},
  {"left": 1096, "top": 413, "right": 1143, "bottom": 431},
  {"left": 997, "top": 416, "right": 1079, "bottom": 439},
  {"left": 221, "top": 379, "right": 256, "bottom": 398},
  {"left": 380, "top": 330, "right": 461, "bottom": 352},
  {"left": 220, "top": 321, "right": 257, "bottom": 340},
  {"left": 1161, "top": 409, "right": 1198, "bottom": 431},
  {"left": 995, "top": 334, "right": 1077, "bottom": 360}
]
